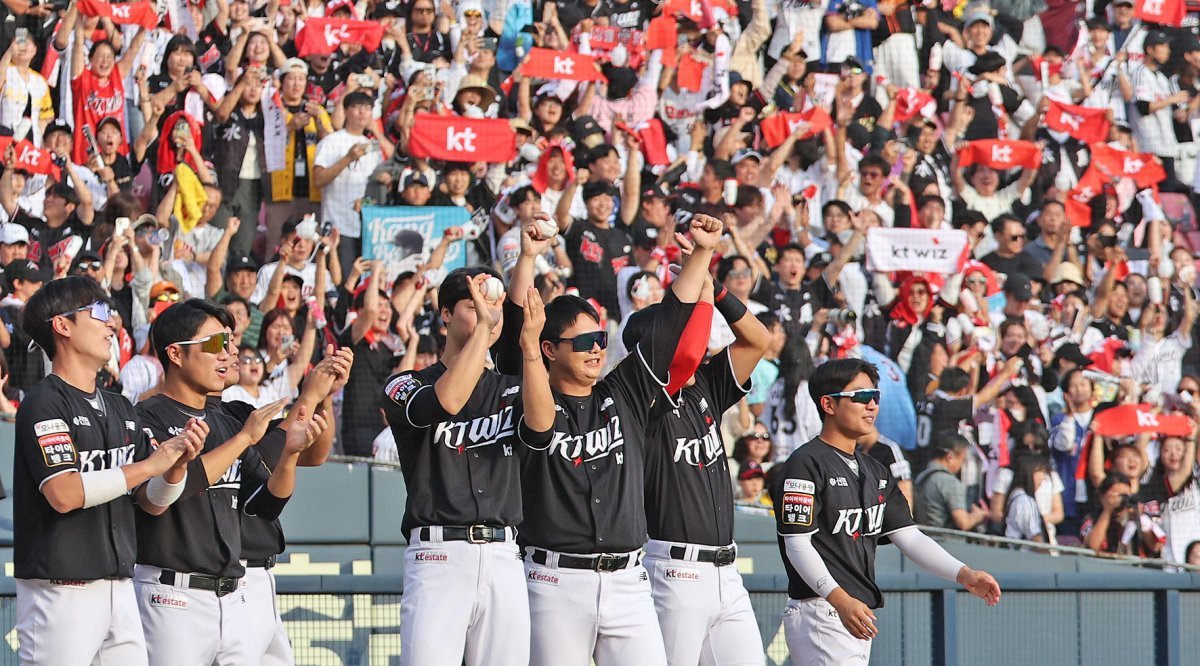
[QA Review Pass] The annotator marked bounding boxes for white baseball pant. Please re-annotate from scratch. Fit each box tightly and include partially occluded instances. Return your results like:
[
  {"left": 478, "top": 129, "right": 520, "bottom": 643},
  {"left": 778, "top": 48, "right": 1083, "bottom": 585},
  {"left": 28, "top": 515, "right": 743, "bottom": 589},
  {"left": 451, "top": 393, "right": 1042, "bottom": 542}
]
[
  {"left": 133, "top": 564, "right": 250, "bottom": 666},
  {"left": 15, "top": 577, "right": 148, "bottom": 666},
  {"left": 643, "top": 540, "right": 764, "bottom": 666},
  {"left": 783, "top": 597, "right": 872, "bottom": 666},
  {"left": 400, "top": 527, "right": 530, "bottom": 666},
  {"left": 525, "top": 549, "right": 668, "bottom": 666},
  {"left": 240, "top": 564, "right": 294, "bottom": 666}
]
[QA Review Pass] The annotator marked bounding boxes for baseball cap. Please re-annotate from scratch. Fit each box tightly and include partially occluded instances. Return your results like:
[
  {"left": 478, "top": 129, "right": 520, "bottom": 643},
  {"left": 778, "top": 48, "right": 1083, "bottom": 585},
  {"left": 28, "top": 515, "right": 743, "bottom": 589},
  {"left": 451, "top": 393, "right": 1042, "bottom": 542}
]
[
  {"left": 809, "top": 251, "right": 833, "bottom": 269},
  {"left": 1145, "top": 30, "right": 1172, "bottom": 47},
  {"left": 841, "top": 56, "right": 866, "bottom": 73},
  {"left": 969, "top": 51, "right": 1006, "bottom": 76},
  {"left": 226, "top": 254, "right": 258, "bottom": 274},
  {"left": 642, "top": 185, "right": 669, "bottom": 201},
  {"left": 133, "top": 213, "right": 159, "bottom": 231},
  {"left": 732, "top": 149, "right": 762, "bottom": 165},
  {"left": 403, "top": 173, "right": 430, "bottom": 189},
  {"left": 1112, "top": 0, "right": 1134, "bottom": 5},
  {"left": 7, "top": 259, "right": 48, "bottom": 286},
  {"left": 149, "top": 281, "right": 180, "bottom": 301},
  {"left": 738, "top": 461, "right": 766, "bottom": 481},
  {"left": 629, "top": 223, "right": 660, "bottom": 249},
  {"left": 282, "top": 57, "right": 309, "bottom": 77},
  {"left": 44, "top": 119, "right": 72, "bottom": 139},
  {"left": 1055, "top": 343, "right": 1094, "bottom": 368},
  {"left": 0, "top": 224, "right": 29, "bottom": 245},
  {"left": 583, "top": 181, "right": 619, "bottom": 201},
  {"left": 964, "top": 9, "right": 994, "bottom": 27},
  {"left": 96, "top": 116, "right": 121, "bottom": 133},
  {"left": 1003, "top": 273, "right": 1034, "bottom": 302}
]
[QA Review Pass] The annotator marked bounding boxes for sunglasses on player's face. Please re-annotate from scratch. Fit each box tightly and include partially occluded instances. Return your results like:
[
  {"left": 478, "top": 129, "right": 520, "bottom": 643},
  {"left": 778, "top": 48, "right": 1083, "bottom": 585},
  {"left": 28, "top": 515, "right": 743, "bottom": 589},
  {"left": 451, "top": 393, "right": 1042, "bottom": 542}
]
[
  {"left": 825, "top": 388, "right": 881, "bottom": 405},
  {"left": 174, "top": 331, "right": 233, "bottom": 354},
  {"left": 47, "top": 300, "right": 112, "bottom": 323},
  {"left": 553, "top": 330, "right": 608, "bottom": 352}
]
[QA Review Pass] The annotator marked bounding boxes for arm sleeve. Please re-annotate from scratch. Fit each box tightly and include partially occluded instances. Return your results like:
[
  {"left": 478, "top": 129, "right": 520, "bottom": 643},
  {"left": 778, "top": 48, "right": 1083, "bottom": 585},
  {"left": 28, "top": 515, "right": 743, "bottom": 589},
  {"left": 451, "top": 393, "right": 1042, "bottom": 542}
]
[
  {"left": 664, "top": 300, "right": 714, "bottom": 395},
  {"left": 643, "top": 289, "right": 696, "bottom": 383},
  {"left": 382, "top": 372, "right": 450, "bottom": 430},
  {"left": 494, "top": 298, "right": 524, "bottom": 376},
  {"left": 887, "top": 526, "right": 967, "bottom": 582},
  {"left": 782, "top": 533, "right": 841, "bottom": 599}
]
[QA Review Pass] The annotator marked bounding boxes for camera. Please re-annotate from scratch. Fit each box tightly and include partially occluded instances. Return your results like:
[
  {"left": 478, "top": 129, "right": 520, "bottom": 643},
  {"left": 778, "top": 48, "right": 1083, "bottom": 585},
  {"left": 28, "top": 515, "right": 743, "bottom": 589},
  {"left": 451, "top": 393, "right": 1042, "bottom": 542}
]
[
  {"left": 1117, "top": 493, "right": 1138, "bottom": 511},
  {"left": 829, "top": 309, "right": 857, "bottom": 326},
  {"left": 357, "top": 74, "right": 375, "bottom": 89},
  {"left": 1098, "top": 233, "right": 1119, "bottom": 248},
  {"left": 841, "top": 0, "right": 866, "bottom": 18}
]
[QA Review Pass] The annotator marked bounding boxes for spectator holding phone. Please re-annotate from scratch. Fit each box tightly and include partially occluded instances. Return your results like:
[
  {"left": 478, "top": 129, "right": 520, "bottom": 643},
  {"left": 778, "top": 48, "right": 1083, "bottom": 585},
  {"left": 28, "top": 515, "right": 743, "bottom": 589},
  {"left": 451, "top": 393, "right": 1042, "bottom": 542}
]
[{"left": 264, "top": 59, "right": 331, "bottom": 254}]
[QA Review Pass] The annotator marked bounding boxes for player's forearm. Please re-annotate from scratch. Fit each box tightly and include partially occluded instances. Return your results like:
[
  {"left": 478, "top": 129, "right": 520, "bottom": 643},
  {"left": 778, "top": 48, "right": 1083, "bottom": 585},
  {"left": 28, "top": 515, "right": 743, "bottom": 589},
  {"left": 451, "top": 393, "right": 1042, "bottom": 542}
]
[
  {"left": 433, "top": 327, "right": 492, "bottom": 415},
  {"left": 265, "top": 453, "right": 300, "bottom": 500},
  {"left": 782, "top": 533, "right": 841, "bottom": 598},
  {"left": 672, "top": 247, "right": 714, "bottom": 304},
  {"left": 200, "top": 433, "right": 254, "bottom": 485},
  {"left": 298, "top": 399, "right": 335, "bottom": 467},
  {"left": 888, "top": 526, "right": 967, "bottom": 582}
]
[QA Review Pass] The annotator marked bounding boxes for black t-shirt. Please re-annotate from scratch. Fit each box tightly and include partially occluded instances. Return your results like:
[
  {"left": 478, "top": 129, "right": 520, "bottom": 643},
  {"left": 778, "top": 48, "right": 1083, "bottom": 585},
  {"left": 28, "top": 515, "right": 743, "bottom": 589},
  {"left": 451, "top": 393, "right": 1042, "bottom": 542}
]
[
  {"left": 753, "top": 278, "right": 832, "bottom": 339},
  {"left": 340, "top": 330, "right": 398, "bottom": 440},
  {"left": 197, "top": 25, "right": 233, "bottom": 75},
  {"left": 913, "top": 391, "right": 972, "bottom": 471},
  {"left": 592, "top": 0, "right": 649, "bottom": 29},
  {"left": 407, "top": 31, "right": 452, "bottom": 63},
  {"left": 644, "top": 350, "right": 751, "bottom": 546},
  {"left": 135, "top": 394, "right": 279, "bottom": 577},
  {"left": 18, "top": 211, "right": 90, "bottom": 270},
  {"left": 565, "top": 219, "right": 633, "bottom": 321},
  {"left": 979, "top": 253, "right": 1042, "bottom": 281},
  {"left": 557, "top": 0, "right": 602, "bottom": 32},
  {"left": 1, "top": 300, "right": 44, "bottom": 394},
  {"left": 382, "top": 363, "right": 526, "bottom": 536},
  {"left": 220, "top": 398, "right": 289, "bottom": 560},
  {"left": 770, "top": 438, "right": 915, "bottom": 606},
  {"left": 515, "top": 290, "right": 696, "bottom": 554},
  {"left": 14, "top": 376, "right": 150, "bottom": 579}
]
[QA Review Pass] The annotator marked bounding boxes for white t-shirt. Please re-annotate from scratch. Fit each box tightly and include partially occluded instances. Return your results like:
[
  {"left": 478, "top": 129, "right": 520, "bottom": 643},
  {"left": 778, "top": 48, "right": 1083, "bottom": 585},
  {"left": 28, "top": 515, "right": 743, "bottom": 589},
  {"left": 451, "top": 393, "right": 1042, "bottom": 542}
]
[
  {"left": 766, "top": 378, "right": 823, "bottom": 463},
  {"left": 313, "top": 130, "right": 381, "bottom": 239},
  {"left": 250, "top": 260, "right": 334, "bottom": 307}
]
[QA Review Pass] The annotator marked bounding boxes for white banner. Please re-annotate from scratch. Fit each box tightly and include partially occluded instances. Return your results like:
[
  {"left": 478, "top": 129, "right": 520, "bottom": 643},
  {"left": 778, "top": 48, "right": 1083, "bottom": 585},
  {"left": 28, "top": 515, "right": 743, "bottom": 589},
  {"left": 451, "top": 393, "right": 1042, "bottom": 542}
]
[
  {"left": 865, "top": 227, "right": 969, "bottom": 274},
  {"left": 262, "top": 85, "right": 288, "bottom": 175}
]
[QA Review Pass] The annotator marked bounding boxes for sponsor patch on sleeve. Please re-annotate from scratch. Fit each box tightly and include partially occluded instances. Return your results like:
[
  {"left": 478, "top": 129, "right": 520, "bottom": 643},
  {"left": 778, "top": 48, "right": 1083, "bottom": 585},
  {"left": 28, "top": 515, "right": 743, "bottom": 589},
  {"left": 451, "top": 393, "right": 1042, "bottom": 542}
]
[
  {"left": 783, "top": 478, "right": 816, "bottom": 494},
  {"left": 38, "top": 433, "right": 77, "bottom": 467},
  {"left": 782, "top": 492, "right": 814, "bottom": 527},
  {"left": 33, "top": 419, "right": 70, "bottom": 437},
  {"left": 384, "top": 375, "right": 422, "bottom": 407}
]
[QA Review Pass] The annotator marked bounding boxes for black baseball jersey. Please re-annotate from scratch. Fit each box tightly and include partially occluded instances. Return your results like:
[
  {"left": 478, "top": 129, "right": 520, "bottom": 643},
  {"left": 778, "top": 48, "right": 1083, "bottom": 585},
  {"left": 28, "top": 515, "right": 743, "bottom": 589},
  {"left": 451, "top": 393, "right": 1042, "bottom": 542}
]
[
  {"left": 135, "top": 394, "right": 280, "bottom": 578},
  {"left": 644, "top": 349, "right": 751, "bottom": 546},
  {"left": 517, "top": 291, "right": 696, "bottom": 554},
  {"left": 220, "top": 398, "right": 289, "bottom": 561},
  {"left": 382, "top": 363, "right": 526, "bottom": 537},
  {"left": 13, "top": 375, "right": 149, "bottom": 580},
  {"left": 770, "top": 437, "right": 915, "bottom": 608}
]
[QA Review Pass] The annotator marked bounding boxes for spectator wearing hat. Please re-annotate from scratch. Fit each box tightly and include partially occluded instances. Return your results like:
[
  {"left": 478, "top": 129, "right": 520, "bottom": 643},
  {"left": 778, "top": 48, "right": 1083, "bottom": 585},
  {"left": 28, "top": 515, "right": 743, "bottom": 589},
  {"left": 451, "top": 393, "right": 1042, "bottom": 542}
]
[
  {"left": 398, "top": 172, "right": 433, "bottom": 206},
  {"left": 557, "top": 142, "right": 638, "bottom": 226},
  {"left": 761, "top": 33, "right": 811, "bottom": 112},
  {"left": 941, "top": 7, "right": 1019, "bottom": 89},
  {"left": 958, "top": 50, "right": 1034, "bottom": 141},
  {"left": 736, "top": 461, "right": 772, "bottom": 509},
  {"left": 1050, "top": 262, "right": 1087, "bottom": 297},
  {"left": 0, "top": 30, "right": 54, "bottom": 146},
  {"left": 209, "top": 250, "right": 265, "bottom": 346},
  {"left": 265, "top": 58, "right": 332, "bottom": 255},
  {"left": 1131, "top": 31, "right": 1191, "bottom": 188},
  {"left": 914, "top": 435, "right": 988, "bottom": 531},
  {"left": 0, "top": 223, "right": 29, "bottom": 287},
  {"left": 0, "top": 259, "right": 49, "bottom": 392},
  {"left": 449, "top": 2, "right": 499, "bottom": 52},
  {"left": 36, "top": 119, "right": 108, "bottom": 218},
  {"left": 448, "top": 35, "right": 503, "bottom": 118},
  {"left": 1109, "top": 0, "right": 1143, "bottom": 54},
  {"left": 3, "top": 177, "right": 95, "bottom": 273},
  {"left": 563, "top": 181, "right": 633, "bottom": 321},
  {"left": 314, "top": 91, "right": 384, "bottom": 273}
]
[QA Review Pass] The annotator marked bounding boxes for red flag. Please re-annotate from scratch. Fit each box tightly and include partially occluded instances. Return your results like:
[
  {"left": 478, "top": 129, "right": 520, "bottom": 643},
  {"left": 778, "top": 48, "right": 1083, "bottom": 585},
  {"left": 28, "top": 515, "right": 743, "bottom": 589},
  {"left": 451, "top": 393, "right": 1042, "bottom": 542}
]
[
  {"left": 646, "top": 15, "right": 678, "bottom": 63},
  {"left": 1029, "top": 55, "right": 1064, "bottom": 78},
  {"left": 1090, "top": 143, "right": 1167, "bottom": 188},
  {"left": 0, "top": 137, "right": 61, "bottom": 178},
  {"left": 956, "top": 140, "right": 1041, "bottom": 170},
  {"left": 760, "top": 107, "right": 833, "bottom": 147},
  {"left": 893, "top": 88, "right": 936, "bottom": 125},
  {"left": 78, "top": 0, "right": 158, "bottom": 30},
  {"left": 1135, "top": 0, "right": 1186, "bottom": 27},
  {"left": 1064, "top": 165, "right": 1108, "bottom": 226},
  {"left": 296, "top": 17, "right": 384, "bottom": 56},
  {"left": 635, "top": 119, "right": 670, "bottom": 166},
  {"left": 520, "top": 48, "right": 605, "bottom": 82},
  {"left": 664, "top": 0, "right": 715, "bottom": 27},
  {"left": 1064, "top": 195, "right": 1093, "bottom": 228},
  {"left": 1045, "top": 100, "right": 1111, "bottom": 144},
  {"left": 1092, "top": 404, "right": 1193, "bottom": 437},
  {"left": 676, "top": 52, "right": 707, "bottom": 92},
  {"left": 408, "top": 114, "right": 517, "bottom": 163}
]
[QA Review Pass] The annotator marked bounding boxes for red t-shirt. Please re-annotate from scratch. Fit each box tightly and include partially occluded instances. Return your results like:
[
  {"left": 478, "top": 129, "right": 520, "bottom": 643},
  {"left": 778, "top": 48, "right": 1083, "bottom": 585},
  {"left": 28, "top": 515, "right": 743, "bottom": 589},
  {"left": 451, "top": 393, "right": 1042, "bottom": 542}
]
[{"left": 71, "top": 68, "right": 126, "bottom": 164}]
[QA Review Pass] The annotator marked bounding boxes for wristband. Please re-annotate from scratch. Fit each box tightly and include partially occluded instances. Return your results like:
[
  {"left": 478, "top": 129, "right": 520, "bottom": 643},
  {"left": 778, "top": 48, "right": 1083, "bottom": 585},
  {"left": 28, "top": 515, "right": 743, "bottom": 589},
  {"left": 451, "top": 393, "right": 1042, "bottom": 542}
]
[
  {"left": 145, "top": 473, "right": 187, "bottom": 507},
  {"left": 80, "top": 468, "right": 129, "bottom": 509},
  {"left": 713, "top": 282, "right": 748, "bottom": 324}
]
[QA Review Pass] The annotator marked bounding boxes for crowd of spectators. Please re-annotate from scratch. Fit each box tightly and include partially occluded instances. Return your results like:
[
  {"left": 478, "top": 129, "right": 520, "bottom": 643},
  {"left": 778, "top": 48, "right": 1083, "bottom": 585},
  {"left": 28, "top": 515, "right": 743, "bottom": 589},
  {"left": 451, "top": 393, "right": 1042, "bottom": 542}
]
[{"left": 0, "top": 0, "right": 1199, "bottom": 567}]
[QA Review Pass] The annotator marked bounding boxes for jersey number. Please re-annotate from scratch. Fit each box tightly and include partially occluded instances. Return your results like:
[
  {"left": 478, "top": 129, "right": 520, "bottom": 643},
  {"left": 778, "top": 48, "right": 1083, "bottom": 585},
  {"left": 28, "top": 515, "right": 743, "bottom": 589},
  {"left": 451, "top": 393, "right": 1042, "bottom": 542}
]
[{"left": 915, "top": 415, "right": 932, "bottom": 449}]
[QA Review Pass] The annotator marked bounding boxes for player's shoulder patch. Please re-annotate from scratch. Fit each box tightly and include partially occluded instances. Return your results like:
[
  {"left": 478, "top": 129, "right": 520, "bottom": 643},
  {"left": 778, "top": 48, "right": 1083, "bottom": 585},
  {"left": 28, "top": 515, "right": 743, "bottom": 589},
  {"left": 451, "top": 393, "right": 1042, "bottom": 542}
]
[
  {"left": 384, "top": 373, "right": 423, "bottom": 406},
  {"left": 781, "top": 491, "right": 814, "bottom": 527},
  {"left": 783, "top": 478, "right": 816, "bottom": 494},
  {"left": 33, "top": 418, "right": 70, "bottom": 437},
  {"left": 37, "top": 426, "right": 76, "bottom": 468}
]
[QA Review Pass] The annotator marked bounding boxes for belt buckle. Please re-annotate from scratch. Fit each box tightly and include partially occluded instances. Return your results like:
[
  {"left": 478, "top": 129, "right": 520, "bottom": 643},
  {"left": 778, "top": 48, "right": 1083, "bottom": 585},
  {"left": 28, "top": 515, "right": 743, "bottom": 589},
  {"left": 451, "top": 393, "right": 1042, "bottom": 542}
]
[
  {"left": 467, "top": 525, "right": 489, "bottom": 544},
  {"left": 714, "top": 546, "right": 736, "bottom": 567},
  {"left": 593, "top": 554, "right": 619, "bottom": 572}
]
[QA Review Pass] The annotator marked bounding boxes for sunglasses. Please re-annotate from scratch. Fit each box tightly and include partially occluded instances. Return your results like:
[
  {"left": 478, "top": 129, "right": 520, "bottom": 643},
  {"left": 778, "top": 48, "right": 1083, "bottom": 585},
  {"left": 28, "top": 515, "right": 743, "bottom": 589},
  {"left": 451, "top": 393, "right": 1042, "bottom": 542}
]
[
  {"left": 413, "top": 5, "right": 435, "bottom": 12},
  {"left": 75, "top": 261, "right": 102, "bottom": 272},
  {"left": 966, "top": 277, "right": 988, "bottom": 285},
  {"left": 154, "top": 292, "right": 182, "bottom": 303},
  {"left": 47, "top": 300, "right": 112, "bottom": 323},
  {"left": 844, "top": 67, "right": 864, "bottom": 76},
  {"left": 238, "top": 355, "right": 263, "bottom": 366},
  {"left": 464, "top": 9, "right": 482, "bottom": 16},
  {"left": 825, "top": 388, "right": 881, "bottom": 405},
  {"left": 750, "top": 433, "right": 771, "bottom": 440},
  {"left": 175, "top": 331, "right": 233, "bottom": 354},
  {"left": 553, "top": 330, "right": 608, "bottom": 352}
]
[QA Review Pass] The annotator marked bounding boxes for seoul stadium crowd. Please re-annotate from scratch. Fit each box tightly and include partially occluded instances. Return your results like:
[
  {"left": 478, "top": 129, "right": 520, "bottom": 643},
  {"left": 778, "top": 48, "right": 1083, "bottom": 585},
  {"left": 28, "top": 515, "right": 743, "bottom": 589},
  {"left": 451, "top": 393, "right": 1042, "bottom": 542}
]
[{"left": 0, "top": 0, "right": 1199, "bottom": 626}]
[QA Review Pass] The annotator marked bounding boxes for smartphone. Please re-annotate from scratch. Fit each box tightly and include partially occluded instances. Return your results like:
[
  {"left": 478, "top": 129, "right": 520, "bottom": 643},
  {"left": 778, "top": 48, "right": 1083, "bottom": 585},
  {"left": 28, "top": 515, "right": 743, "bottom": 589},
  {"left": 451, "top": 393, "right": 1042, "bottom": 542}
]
[
  {"left": 357, "top": 73, "right": 374, "bottom": 88},
  {"left": 14, "top": 28, "right": 28, "bottom": 45},
  {"left": 173, "top": 123, "right": 190, "bottom": 141},
  {"left": 480, "top": 37, "right": 498, "bottom": 51},
  {"left": 281, "top": 334, "right": 295, "bottom": 350},
  {"left": 114, "top": 217, "right": 130, "bottom": 238}
]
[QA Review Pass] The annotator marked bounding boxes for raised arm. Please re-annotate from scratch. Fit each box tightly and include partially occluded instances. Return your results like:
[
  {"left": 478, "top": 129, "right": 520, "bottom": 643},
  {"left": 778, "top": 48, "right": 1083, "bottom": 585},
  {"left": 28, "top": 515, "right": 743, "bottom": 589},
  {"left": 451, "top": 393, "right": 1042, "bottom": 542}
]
[{"left": 432, "top": 275, "right": 502, "bottom": 415}]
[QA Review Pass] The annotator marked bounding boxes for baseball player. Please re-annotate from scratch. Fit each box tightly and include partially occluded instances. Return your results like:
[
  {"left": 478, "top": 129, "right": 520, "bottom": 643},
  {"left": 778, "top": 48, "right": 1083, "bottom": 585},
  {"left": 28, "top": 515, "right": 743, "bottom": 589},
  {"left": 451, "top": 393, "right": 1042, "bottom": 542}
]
[
  {"left": 13, "top": 276, "right": 205, "bottom": 665},
  {"left": 135, "top": 299, "right": 320, "bottom": 666},
  {"left": 383, "top": 267, "right": 533, "bottom": 666},
  {"left": 504, "top": 214, "right": 723, "bottom": 666},
  {"left": 639, "top": 272, "right": 771, "bottom": 666},
  {"left": 222, "top": 346, "right": 352, "bottom": 665},
  {"left": 770, "top": 358, "right": 1002, "bottom": 665}
]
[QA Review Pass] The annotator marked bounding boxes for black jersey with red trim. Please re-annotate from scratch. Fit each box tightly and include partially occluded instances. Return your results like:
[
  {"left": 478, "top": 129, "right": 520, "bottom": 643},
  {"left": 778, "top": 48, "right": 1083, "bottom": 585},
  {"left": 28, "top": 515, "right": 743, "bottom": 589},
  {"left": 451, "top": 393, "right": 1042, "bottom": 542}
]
[
  {"left": 770, "top": 437, "right": 915, "bottom": 607},
  {"left": 13, "top": 375, "right": 151, "bottom": 580}
]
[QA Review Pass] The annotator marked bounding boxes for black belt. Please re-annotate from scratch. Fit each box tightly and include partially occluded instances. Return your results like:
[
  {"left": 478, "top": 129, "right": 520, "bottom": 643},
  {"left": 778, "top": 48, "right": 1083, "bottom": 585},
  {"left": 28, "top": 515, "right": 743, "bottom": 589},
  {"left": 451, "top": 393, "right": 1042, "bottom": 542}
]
[
  {"left": 419, "top": 525, "right": 509, "bottom": 544},
  {"left": 158, "top": 570, "right": 240, "bottom": 597},
  {"left": 246, "top": 555, "right": 277, "bottom": 569},
  {"left": 531, "top": 549, "right": 634, "bottom": 572},
  {"left": 669, "top": 544, "right": 737, "bottom": 567}
]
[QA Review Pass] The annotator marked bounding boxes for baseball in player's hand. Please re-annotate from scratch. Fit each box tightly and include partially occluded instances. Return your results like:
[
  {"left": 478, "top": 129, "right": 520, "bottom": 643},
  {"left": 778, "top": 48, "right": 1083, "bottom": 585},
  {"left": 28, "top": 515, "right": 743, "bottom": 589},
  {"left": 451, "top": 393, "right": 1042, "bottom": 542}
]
[
  {"left": 957, "top": 567, "right": 1001, "bottom": 606},
  {"left": 466, "top": 274, "right": 501, "bottom": 334},
  {"left": 520, "top": 287, "right": 546, "bottom": 353},
  {"left": 521, "top": 212, "right": 558, "bottom": 258},
  {"left": 241, "top": 398, "right": 290, "bottom": 444},
  {"left": 829, "top": 589, "right": 878, "bottom": 640},
  {"left": 688, "top": 214, "right": 724, "bottom": 251}
]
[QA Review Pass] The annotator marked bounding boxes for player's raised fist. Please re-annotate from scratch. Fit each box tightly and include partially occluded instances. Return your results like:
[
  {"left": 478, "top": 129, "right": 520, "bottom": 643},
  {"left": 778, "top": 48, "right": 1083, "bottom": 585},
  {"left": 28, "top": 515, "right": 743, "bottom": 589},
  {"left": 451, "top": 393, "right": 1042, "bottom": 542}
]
[{"left": 688, "top": 214, "right": 724, "bottom": 250}]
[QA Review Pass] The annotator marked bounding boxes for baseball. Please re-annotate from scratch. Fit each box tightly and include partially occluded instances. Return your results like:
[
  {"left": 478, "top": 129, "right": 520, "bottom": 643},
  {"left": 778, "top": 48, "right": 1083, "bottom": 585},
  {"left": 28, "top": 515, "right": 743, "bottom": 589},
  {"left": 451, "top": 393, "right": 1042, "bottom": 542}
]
[
  {"left": 482, "top": 276, "right": 504, "bottom": 301},
  {"left": 535, "top": 217, "right": 558, "bottom": 239}
]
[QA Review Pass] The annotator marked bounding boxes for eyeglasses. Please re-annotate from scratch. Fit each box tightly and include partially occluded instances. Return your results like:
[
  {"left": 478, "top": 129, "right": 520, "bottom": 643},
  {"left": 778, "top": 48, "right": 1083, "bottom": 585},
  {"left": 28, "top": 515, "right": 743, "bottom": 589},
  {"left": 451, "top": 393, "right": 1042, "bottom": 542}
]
[
  {"left": 553, "top": 330, "right": 608, "bottom": 352},
  {"left": 238, "top": 355, "right": 263, "bottom": 366},
  {"left": 46, "top": 300, "right": 112, "bottom": 323},
  {"left": 153, "top": 292, "right": 182, "bottom": 303},
  {"left": 727, "top": 269, "right": 752, "bottom": 279},
  {"left": 844, "top": 67, "right": 864, "bottom": 76},
  {"left": 750, "top": 433, "right": 771, "bottom": 440},
  {"left": 174, "top": 331, "right": 233, "bottom": 354},
  {"left": 824, "top": 388, "right": 881, "bottom": 405},
  {"left": 75, "top": 261, "right": 103, "bottom": 272}
]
